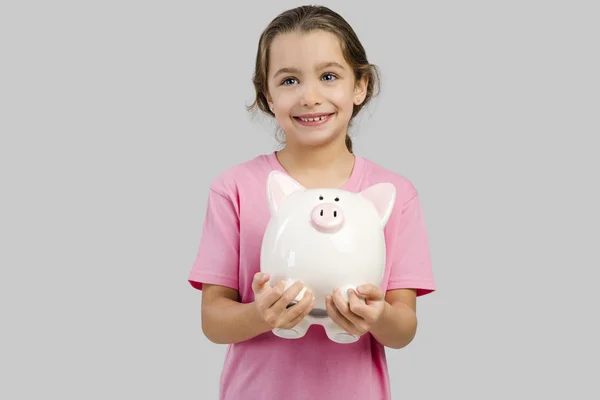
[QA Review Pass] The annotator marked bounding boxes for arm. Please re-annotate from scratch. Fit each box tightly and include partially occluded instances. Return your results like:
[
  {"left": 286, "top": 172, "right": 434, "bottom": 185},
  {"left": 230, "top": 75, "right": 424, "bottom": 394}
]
[
  {"left": 189, "top": 185, "right": 272, "bottom": 344},
  {"left": 200, "top": 283, "right": 272, "bottom": 344},
  {"left": 368, "top": 288, "right": 418, "bottom": 349},
  {"left": 200, "top": 276, "right": 315, "bottom": 345},
  {"left": 369, "top": 190, "right": 434, "bottom": 348}
]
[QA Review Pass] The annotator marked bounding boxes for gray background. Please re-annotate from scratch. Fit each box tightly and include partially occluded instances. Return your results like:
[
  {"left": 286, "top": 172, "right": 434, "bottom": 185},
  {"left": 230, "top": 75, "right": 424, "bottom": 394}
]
[{"left": 1, "top": 0, "right": 599, "bottom": 399}]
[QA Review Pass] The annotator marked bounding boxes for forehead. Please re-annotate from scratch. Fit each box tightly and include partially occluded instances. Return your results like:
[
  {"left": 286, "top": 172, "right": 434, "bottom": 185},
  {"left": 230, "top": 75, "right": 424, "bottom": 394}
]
[{"left": 268, "top": 30, "right": 348, "bottom": 74}]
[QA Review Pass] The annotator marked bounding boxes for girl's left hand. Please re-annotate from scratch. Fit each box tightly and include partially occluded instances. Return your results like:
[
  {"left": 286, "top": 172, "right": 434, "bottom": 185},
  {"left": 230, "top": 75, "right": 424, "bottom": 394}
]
[{"left": 325, "top": 284, "right": 386, "bottom": 336}]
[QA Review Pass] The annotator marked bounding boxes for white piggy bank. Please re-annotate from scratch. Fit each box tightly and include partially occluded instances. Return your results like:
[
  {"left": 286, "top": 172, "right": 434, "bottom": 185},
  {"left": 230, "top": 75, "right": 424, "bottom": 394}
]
[{"left": 260, "top": 171, "right": 396, "bottom": 344}]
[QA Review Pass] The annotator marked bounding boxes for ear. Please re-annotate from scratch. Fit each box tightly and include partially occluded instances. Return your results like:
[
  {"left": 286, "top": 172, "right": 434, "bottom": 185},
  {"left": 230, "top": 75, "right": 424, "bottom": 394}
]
[
  {"left": 266, "top": 170, "right": 305, "bottom": 215},
  {"left": 354, "top": 75, "right": 368, "bottom": 105},
  {"left": 358, "top": 183, "right": 396, "bottom": 227}
]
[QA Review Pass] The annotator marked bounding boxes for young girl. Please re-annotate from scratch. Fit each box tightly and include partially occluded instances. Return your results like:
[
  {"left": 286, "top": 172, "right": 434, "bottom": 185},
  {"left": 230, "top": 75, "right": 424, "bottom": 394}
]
[{"left": 188, "top": 5, "right": 435, "bottom": 399}]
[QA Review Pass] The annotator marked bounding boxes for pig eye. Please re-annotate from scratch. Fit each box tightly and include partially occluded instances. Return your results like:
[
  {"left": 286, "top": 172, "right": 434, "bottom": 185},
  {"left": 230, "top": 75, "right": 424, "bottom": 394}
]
[
  {"left": 334, "top": 197, "right": 339, "bottom": 202},
  {"left": 319, "top": 195, "right": 323, "bottom": 200}
]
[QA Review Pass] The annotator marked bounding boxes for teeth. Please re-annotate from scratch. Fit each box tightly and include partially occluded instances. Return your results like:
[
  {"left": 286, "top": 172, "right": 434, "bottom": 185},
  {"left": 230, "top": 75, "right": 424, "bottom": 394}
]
[{"left": 300, "top": 115, "right": 327, "bottom": 122}]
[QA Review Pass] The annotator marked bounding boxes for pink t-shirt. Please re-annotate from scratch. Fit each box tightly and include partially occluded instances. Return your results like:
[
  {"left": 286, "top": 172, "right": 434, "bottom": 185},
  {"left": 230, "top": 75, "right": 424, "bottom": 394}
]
[{"left": 188, "top": 152, "right": 435, "bottom": 400}]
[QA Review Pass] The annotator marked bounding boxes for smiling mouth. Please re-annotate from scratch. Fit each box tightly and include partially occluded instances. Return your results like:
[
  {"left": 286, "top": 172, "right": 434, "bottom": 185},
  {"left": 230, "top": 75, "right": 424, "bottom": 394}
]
[{"left": 293, "top": 113, "right": 334, "bottom": 124}]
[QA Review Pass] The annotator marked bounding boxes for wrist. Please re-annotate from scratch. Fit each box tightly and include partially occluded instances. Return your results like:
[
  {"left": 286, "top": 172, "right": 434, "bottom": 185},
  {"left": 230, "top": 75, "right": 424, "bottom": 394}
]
[
  {"left": 371, "top": 301, "right": 393, "bottom": 332},
  {"left": 247, "top": 301, "right": 273, "bottom": 336},
  {"left": 370, "top": 301, "right": 417, "bottom": 349}
]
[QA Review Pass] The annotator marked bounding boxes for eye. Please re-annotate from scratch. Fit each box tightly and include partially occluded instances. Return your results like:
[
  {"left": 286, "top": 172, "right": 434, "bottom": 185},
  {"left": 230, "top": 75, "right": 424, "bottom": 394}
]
[
  {"left": 322, "top": 73, "right": 337, "bottom": 81},
  {"left": 281, "top": 77, "right": 298, "bottom": 86},
  {"left": 334, "top": 197, "right": 339, "bottom": 202},
  {"left": 319, "top": 196, "right": 324, "bottom": 200}
]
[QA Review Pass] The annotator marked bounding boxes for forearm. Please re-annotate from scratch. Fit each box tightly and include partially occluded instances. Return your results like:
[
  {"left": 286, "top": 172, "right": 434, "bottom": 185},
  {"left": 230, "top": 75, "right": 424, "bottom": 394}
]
[
  {"left": 369, "top": 301, "right": 418, "bottom": 349},
  {"left": 202, "top": 298, "right": 272, "bottom": 344}
]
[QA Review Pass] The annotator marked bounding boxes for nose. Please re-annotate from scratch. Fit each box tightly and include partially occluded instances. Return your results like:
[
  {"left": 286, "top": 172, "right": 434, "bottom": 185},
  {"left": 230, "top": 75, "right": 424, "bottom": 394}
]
[
  {"left": 310, "top": 203, "right": 344, "bottom": 233},
  {"left": 300, "top": 82, "right": 322, "bottom": 107}
]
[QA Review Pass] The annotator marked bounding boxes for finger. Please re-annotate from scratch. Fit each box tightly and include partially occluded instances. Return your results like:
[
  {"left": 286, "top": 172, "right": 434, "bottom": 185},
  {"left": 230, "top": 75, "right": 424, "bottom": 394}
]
[
  {"left": 332, "top": 288, "right": 365, "bottom": 327},
  {"left": 272, "top": 280, "right": 305, "bottom": 313},
  {"left": 281, "top": 293, "right": 315, "bottom": 329},
  {"left": 347, "top": 289, "right": 369, "bottom": 318},
  {"left": 356, "top": 284, "right": 384, "bottom": 302},
  {"left": 325, "top": 295, "right": 360, "bottom": 335},
  {"left": 326, "top": 295, "right": 361, "bottom": 335},
  {"left": 252, "top": 272, "right": 271, "bottom": 294},
  {"left": 257, "top": 280, "right": 286, "bottom": 309},
  {"left": 282, "top": 288, "right": 313, "bottom": 321}
]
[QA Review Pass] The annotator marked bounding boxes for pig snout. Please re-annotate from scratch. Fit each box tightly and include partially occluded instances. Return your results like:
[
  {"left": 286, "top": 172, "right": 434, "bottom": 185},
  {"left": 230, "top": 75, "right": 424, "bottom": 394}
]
[{"left": 310, "top": 203, "right": 344, "bottom": 233}]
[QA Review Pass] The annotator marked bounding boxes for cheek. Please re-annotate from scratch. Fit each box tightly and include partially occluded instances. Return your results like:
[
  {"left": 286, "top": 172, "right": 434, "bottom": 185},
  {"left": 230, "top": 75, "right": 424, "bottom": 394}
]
[
  {"left": 329, "top": 86, "right": 356, "bottom": 109},
  {"left": 272, "top": 91, "right": 296, "bottom": 112}
]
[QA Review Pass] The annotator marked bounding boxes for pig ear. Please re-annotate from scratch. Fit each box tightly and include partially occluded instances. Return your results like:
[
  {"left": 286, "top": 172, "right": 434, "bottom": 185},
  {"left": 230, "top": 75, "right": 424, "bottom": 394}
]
[
  {"left": 359, "top": 183, "right": 396, "bottom": 227},
  {"left": 266, "top": 170, "right": 305, "bottom": 215}
]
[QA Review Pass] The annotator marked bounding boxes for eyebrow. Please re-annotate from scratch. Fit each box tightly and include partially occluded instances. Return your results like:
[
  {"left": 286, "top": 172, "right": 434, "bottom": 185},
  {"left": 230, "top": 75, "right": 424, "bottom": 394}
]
[{"left": 272, "top": 61, "right": 346, "bottom": 78}]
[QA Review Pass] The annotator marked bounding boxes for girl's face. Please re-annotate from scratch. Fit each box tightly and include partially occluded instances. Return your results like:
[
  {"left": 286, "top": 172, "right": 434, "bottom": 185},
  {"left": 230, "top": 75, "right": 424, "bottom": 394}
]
[{"left": 266, "top": 30, "right": 367, "bottom": 149}]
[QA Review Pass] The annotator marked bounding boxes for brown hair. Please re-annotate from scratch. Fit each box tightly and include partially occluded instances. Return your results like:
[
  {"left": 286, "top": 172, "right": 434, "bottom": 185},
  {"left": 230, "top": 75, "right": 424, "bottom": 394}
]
[{"left": 247, "top": 5, "right": 380, "bottom": 153}]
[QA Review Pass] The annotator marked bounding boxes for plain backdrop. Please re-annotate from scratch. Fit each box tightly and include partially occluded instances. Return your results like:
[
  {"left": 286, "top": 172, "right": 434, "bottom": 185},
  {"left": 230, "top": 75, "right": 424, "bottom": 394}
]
[{"left": 1, "top": 0, "right": 599, "bottom": 399}]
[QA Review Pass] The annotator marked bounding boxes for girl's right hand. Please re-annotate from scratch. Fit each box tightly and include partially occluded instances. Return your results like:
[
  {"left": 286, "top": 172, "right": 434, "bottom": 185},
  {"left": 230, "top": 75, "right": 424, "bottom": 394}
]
[{"left": 251, "top": 272, "right": 315, "bottom": 330}]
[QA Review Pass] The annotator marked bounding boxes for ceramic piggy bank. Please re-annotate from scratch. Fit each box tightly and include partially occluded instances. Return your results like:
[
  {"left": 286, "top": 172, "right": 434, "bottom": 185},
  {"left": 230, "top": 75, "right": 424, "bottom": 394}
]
[{"left": 259, "top": 170, "right": 396, "bottom": 344}]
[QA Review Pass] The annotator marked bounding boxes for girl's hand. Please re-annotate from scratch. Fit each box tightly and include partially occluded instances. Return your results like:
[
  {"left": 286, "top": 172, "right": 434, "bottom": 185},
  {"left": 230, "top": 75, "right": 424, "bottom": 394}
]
[
  {"left": 251, "top": 272, "right": 315, "bottom": 330},
  {"left": 325, "top": 284, "right": 386, "bottom": 336}
]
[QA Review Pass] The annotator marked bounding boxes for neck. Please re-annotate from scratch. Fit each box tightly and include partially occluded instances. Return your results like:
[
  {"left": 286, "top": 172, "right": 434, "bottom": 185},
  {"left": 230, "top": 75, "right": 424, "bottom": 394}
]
[
  {"left": 277, "top": 136, "right": 352, "bottom": 172},
  {"left": 275, "top": 134, "right": 356, "bottom": 188}
]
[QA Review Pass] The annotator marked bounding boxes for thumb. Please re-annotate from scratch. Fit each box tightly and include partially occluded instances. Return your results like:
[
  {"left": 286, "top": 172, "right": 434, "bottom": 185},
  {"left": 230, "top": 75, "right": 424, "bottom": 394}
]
[
  {"left": 252, "top": 272, "right": 271, "bottom": 294},
  {"left": 356, "top": 284, "right": 384, "bottom": 301}
]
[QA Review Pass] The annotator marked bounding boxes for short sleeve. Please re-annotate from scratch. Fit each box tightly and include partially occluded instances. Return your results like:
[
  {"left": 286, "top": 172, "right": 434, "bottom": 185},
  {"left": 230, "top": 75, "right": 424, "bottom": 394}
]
[
  {"left": 188, "top": 187, "right": 240, "bottom": 291},
  {"left": 387, "top": 193, "right": 436, "bottom": 297}
]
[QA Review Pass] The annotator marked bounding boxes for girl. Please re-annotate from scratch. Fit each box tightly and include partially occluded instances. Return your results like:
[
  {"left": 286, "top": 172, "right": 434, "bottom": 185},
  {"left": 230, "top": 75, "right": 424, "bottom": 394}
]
[{"left": 188, "top": 5, "right": 435, "bottom": 399}]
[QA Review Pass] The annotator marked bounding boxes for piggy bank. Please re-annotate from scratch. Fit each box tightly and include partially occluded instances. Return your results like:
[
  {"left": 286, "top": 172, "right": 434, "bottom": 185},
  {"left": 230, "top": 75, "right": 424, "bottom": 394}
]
[{"left": 259, "top": 170, "right": 396, "bottom": 344}]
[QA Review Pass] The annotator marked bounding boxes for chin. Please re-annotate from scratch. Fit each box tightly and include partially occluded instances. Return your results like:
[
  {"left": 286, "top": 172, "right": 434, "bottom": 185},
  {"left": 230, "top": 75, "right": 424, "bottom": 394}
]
[{"left": 290, "top": 131, "right": 344, "bottom": 148}]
